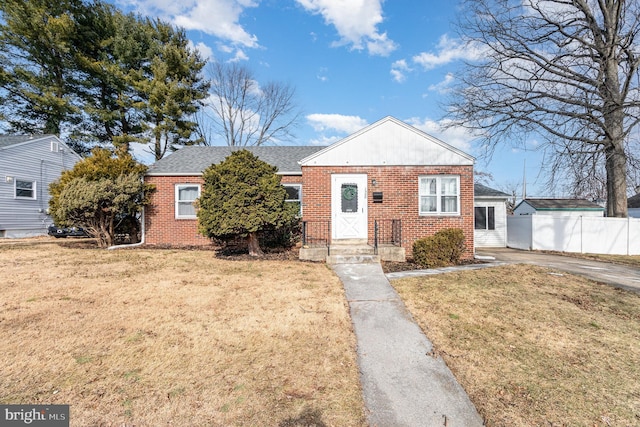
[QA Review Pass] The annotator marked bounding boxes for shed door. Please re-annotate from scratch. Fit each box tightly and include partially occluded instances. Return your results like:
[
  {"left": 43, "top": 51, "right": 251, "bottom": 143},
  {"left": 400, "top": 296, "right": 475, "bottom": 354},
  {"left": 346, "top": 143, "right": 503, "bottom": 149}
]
[{"left": 332, "top": 174, "right": 367, "bottom": 240}]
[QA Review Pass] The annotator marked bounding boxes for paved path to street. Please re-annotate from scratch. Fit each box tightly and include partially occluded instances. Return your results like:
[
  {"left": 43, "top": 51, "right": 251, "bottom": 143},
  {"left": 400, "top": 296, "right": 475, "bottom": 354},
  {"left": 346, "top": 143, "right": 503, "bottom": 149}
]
[{"left": 332, "top": 262, "right": 484, "bottom": 427}]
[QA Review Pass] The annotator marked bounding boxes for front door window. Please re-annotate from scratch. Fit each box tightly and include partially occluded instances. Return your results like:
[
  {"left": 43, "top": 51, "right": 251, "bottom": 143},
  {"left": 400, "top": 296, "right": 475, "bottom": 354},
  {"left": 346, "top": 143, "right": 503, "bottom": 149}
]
[{"left": 341, "top": 184, "right": 358, "bottom": 213}]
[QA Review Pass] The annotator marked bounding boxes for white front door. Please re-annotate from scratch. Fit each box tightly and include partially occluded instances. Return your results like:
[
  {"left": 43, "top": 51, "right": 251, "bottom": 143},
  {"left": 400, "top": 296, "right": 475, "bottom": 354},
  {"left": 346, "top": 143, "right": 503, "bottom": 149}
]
[{"left": 332, "top": 174, "right": 368, "bottom": 240}]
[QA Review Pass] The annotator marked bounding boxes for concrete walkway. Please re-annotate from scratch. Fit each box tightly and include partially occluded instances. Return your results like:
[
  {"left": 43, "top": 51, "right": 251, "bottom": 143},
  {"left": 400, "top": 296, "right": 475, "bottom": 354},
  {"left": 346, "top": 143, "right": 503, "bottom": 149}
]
[{"left": 332, "top": 262, "right": 484, "bottom": 427}]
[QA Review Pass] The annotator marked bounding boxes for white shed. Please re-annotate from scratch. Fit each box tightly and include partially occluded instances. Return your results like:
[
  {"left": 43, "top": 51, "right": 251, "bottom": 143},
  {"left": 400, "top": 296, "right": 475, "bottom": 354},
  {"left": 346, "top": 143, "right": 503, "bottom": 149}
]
[
  {"left": 0, "top": 135, "right": 81, "bottom": 237},
  {"left": 474, "top": 183, "right": 509, "bottom": 247},
  {"left": 513, "top": 198, "right": 604, "bottom": 217}
]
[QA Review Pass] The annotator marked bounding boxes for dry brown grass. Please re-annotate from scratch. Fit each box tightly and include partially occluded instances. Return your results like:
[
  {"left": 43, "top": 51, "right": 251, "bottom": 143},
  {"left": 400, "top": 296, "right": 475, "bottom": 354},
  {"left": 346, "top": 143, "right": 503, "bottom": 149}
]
[
  {"left": 0, "top": 242, "right": 366, "bottom": 427},
  {"left": 392, "top": 264, "right": 640, "bottom": 427}
]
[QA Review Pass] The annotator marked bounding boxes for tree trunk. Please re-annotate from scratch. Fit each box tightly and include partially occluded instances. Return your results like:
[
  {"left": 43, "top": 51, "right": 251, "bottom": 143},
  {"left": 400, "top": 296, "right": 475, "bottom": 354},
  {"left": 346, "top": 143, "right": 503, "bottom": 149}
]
[
  {"left": 605, "top": 142, "right": 628, "bottom": 217},
  {"left": 247, "top": 232, "right": 264, "bottom": 257}
]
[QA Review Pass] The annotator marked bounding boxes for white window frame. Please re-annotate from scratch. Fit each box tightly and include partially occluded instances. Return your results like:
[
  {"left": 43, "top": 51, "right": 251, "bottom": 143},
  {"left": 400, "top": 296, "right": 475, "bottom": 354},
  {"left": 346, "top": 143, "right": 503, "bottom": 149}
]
[
  {"left": 175, "top": 184, "right": 200, "bottom": 219},
  {"left": 474, "top": 206, "right": 496, "bottom": 230},
  {"left": 15, "top": 179, "right": 37, "bottom": 200},
  {"left": 419, "top": 175, "right": 460, "bottom": 216},
  {"left": 283, "top": 184, "right": 302, "bottom": 215}
]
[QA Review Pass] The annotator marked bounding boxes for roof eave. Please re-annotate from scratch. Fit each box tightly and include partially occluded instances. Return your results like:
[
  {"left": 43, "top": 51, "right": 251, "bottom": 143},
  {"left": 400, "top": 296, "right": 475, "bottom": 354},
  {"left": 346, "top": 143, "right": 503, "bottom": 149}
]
[{"left": 145, "top": 171, "right": 302, "bottom": 177}]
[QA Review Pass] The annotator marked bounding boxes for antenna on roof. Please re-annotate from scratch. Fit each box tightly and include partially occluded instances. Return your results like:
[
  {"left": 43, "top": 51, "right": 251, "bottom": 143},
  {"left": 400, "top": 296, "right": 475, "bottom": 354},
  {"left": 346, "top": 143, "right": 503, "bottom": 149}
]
[{"left": 522, "top": 159, "right": 527, "bottom": 200}]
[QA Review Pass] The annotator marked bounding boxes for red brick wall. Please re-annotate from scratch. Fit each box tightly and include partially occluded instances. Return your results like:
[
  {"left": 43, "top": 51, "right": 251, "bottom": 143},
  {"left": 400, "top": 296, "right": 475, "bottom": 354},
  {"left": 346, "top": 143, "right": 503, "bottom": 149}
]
[
  {"left": 301, "top": 165, "right": 475, "bottom": 259},
  {"left": 144, "top": 174, "right": 304, "bottom": 246}
]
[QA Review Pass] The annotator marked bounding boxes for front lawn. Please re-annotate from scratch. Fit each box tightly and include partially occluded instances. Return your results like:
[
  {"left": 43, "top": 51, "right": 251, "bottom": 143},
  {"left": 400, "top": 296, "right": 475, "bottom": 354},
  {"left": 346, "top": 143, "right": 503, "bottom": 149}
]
[
  {"left": 392, "top": 264, "right": 640, "bottom": 426},
  {"left": 0, "top": 243, "right": 366, "bottom": 426}
]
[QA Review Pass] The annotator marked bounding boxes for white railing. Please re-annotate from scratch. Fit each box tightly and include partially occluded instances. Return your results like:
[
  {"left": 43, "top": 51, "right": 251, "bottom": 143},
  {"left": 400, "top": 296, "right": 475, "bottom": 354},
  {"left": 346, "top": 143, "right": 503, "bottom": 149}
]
[{"left": 507, "top": 215, "right": 640, "bottom": 255}]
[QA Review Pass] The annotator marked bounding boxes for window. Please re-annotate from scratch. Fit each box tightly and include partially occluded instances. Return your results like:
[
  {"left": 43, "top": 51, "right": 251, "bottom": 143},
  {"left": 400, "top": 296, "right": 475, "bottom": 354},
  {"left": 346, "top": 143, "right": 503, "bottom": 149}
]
[
  {"left": 419, "top": 176, "right": 460, "bottom": 215},
  {"left": 15, "top": 179, "right": 36, "bottom": 199},
  {"left": 283, "top": 184, "right": 302, "bottom": 214},
  {"left": 475, "top": 206, "right": 495, "bottom": 230},
  {"left": 175, "top": 184, "right": 200, "bottom": 219},
  {"left": 341, "top": 183, "right": 358, "bottom": 213},
  {"left": 51, "top": 141, "right": 59, "bottom": 152}
]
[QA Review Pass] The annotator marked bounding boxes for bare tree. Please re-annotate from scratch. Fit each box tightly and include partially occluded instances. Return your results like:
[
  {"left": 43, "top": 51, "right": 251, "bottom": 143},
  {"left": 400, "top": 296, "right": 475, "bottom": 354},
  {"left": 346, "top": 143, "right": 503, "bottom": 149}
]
[
  {"left": 449, "top": 0, "right": 640, "bottom": 217},
  {"left": 201, "top": 61, "right": 301, "bottom": 146}
]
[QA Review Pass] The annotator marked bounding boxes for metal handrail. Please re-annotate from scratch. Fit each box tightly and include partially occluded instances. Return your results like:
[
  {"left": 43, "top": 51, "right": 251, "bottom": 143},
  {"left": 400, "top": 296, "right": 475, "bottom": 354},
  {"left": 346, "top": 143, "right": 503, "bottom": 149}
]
[
  {"left": 373, "top": 218, "right": 402, "bottom": 248},
  {"left": 302, "top": 220, "right": 331, "bottom": 255}
]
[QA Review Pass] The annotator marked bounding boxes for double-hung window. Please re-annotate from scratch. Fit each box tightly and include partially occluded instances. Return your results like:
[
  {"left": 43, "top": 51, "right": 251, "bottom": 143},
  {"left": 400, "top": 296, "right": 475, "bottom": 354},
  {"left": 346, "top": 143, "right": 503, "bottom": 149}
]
[
  {"left": 419, "top": 176, "right": 460, "bottom": 215},
  {"left": 175, "top": 184, "right": 200, "bottom": 219},
  {"left": 474, "top": 206, "right": 495, "bottom": 230},
  {"left": 15, "top": 179, "right": 36, "bottom": 200},
  {"left": 283, "top": 184, "right": 302, "bottom": 215}
]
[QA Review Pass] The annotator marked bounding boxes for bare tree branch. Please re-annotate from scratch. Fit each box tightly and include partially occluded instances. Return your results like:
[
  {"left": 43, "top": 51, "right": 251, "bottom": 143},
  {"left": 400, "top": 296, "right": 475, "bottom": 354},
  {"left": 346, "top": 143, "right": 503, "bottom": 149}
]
[
  {"left": 202, "top": 61, "right": 301, "bottom": 147},
  {"left": 449, "top": 0, "right": 640, "bottom": 216}
]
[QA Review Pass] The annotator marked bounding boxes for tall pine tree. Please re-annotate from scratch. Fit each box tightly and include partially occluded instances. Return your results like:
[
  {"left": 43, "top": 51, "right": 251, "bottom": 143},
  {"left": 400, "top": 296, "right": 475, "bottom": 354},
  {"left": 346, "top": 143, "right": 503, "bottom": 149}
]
[{"left": 0, "top": 0, "right": 210, "bottom": 157}]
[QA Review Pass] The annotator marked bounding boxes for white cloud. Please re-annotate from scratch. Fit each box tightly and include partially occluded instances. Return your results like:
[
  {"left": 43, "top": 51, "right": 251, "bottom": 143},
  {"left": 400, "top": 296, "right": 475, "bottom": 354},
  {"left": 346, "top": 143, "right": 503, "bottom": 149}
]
[
  {"left": 123, "top": 0, "right": 259, "bottom": 48},
  {"left": 406, "top": 116, "right": 477, "bottom": 152},
  {"left": 129, "top": 141, "right": 156, "bottom": 165},
  {"left": 428, "top": 72, "right": 455, "bottom": 94},
  {"left": 228, "top": 49, "right": 249, "bottom": 62},
  {"left": 308, "top": 135, "right": 342, "bottom": 146},
  {"left": 306, "top": 113, "right": 369, "bottom": 134},
  {"left": 188, "top": 41, "right": 214, "bottom": 60},
  {"left": 390, "top": 59, "right": 411, "bottom": 83},
  {"left": 295, "top": 0, "right": 397, "bottom": 56},
  {"left": 316, "top": 67, "right": 329, "bottom": 82},
  {"left": 413, "top": 34, "right": 485, "bottom": 70}
]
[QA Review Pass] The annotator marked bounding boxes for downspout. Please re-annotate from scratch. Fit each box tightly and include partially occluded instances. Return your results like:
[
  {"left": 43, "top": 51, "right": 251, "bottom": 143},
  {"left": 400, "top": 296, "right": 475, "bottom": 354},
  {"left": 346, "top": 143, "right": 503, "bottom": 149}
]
[
  {"left": 107, "top": 207, "right": 145, "bottom": 250},
  {"left": 108, "top": 175, "right": 146, "bottom": 250}
]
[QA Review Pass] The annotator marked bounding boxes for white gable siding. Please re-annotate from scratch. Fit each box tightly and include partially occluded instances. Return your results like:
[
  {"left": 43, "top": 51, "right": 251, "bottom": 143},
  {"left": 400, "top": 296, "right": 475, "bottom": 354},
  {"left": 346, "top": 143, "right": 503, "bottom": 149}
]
[
  {"left": 300, "top": 117, "right": 474, "bottom": 167},
  {"left": 513, "top": 201, "right": 537, "bottom": 215},
  {"left": 0, "top": 136, "right": 81, "bottom": 237}
]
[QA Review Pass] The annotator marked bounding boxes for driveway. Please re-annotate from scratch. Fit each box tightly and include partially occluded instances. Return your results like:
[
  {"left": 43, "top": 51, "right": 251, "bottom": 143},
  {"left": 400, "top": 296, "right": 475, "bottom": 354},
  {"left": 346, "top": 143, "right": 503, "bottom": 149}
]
[{"left": 476, "top": 248, "right": 640, "bottom": 293}]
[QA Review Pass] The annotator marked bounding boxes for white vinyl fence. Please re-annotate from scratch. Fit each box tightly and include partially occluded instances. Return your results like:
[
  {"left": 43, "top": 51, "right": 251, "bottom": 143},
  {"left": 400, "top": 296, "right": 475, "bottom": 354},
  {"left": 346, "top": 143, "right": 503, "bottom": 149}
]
[{"left": 507, "top": 215, "right": 640, "bottom": 255}]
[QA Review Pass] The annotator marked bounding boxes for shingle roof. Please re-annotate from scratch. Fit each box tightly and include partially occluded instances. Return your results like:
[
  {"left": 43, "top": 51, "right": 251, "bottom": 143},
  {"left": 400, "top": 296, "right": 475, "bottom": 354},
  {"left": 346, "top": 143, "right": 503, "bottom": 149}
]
[
  {"left": 522, "top": 198, "right": 604, "bottom": 210},
  {"left": 474, "top": 183, "right": 510, "bottom": 198},
  {"left": 629, "top": 193, "right": 640, "bottom": 208},
  {"left": 0, "top": 134, "right": 55, "bottom": 149},
  {"left": 146, "top": 146, "right": 327, "bottom": 175}
]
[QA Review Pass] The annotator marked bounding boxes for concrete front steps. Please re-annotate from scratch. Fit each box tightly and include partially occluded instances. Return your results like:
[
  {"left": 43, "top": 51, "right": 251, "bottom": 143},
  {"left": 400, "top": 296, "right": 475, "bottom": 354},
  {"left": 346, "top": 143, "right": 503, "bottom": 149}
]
[{"left": 299, "top": 239, "right": 406, "bottom": 263}]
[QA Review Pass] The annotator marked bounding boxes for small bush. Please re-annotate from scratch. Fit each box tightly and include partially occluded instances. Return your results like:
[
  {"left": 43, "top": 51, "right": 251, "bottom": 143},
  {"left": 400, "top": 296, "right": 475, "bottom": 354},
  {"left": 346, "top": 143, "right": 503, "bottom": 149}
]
[{"left": 412, "top": 228, "right": 466, "bottom": 268}]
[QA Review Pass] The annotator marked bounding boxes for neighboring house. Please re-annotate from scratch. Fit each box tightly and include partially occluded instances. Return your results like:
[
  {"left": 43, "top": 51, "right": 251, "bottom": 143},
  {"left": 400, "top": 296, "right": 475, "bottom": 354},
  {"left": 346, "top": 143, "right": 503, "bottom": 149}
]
[
  {"left": 144, "top": 116, "right": 476, "bottom": 261},
  {"left": 629, "top": 193, "right": 640, "bottom": 218},
  {"left": 0, "top": 135, "right": 82, "bottom": 238},
  {"left": 474, "top": 183, "right": 509, "bottom": 247},
  {"left": 513, "top": 198, "right": 604, "bottom": 217}
]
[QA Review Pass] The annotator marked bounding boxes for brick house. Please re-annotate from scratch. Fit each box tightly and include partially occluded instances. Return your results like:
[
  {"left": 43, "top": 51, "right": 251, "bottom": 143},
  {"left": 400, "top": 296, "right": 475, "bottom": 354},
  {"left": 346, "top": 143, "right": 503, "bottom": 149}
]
[{"left": 144, "top": 116, "right": 475, "bottom": 261}]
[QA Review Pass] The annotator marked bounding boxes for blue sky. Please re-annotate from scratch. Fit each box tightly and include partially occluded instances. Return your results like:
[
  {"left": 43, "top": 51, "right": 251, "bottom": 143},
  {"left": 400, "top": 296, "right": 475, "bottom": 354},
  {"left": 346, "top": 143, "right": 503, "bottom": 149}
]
[{"left": 115, "top": 0, "right": 546, "bottom": 196}]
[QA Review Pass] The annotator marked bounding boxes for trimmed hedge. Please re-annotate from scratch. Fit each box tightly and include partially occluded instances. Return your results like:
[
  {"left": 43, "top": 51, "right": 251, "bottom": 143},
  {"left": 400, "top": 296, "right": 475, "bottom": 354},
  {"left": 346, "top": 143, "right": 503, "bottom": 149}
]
[{"left": 412, "top": 228, "right": 466, "bottom": 268}]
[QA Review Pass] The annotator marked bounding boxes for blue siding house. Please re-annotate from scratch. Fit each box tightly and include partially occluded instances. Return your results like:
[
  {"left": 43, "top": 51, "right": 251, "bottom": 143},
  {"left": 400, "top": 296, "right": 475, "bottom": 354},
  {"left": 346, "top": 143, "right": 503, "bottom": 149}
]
[{"left": 0, "top": 135, "right": 81, "bottom": 237}]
